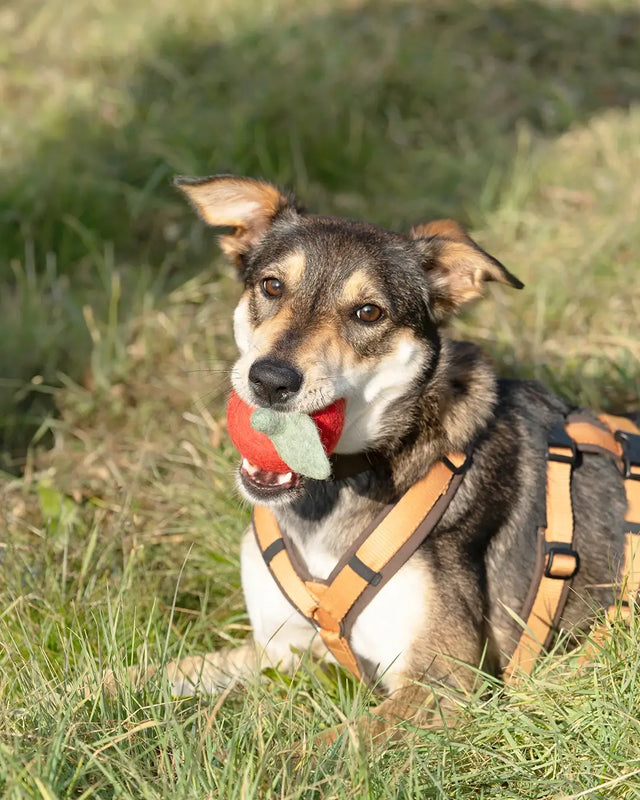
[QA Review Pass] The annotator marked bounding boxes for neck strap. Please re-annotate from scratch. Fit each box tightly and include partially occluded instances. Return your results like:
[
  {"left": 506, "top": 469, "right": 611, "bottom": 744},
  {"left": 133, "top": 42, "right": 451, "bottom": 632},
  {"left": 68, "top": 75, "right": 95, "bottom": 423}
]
[{"left": 328, "top": 451, "right": 385, "bottom": 480}]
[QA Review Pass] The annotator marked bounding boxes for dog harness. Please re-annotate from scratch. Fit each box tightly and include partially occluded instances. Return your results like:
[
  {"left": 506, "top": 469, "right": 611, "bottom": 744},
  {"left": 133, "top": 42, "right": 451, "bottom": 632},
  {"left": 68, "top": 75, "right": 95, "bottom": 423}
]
[
  {"left": 505, "top": 412, "right": 640, "bottom": 679},
  {"left": 252, "top": 414, "right": 640, "bottom": 682}
]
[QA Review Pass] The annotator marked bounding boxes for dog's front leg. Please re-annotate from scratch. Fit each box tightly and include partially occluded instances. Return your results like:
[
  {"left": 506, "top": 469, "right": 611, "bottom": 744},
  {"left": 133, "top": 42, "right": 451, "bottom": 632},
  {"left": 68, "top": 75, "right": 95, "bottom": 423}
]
[
  {"left": 166, "top": 641, "right": 265, "bottom": 696},
  {"left": 165, "top": 526, "right": 335, "bottom": 696},
  {"left": 100, "top": 526, "right": 319, "bottom": 697},
  {"left": 100, "top": 639, "right": 307, "bottom": 697},
  {"left": 166, "top": 635, "right": 317, "bottom": 696},
  {"left": 97, "top": 643, "right": 261, "bottom": 696},
  {"left": 317, "top": 635, "right": 484, "bottom": 749},
  {"left": 365, "top": 680, "right": 458, "bottom": 739},
  {"left": 317, "top": 676, "right": 461, "bottom": 749},
  {"left": 354, "top": 627, "right": 487, "bottom": 743}
]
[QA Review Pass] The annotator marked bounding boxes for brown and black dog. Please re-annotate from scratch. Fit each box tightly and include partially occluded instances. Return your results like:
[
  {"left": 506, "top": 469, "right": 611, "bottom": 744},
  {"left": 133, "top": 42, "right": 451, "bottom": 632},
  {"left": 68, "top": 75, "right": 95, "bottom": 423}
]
[{"left": 108, "top": 175, "right": 637, "bottom": 738}]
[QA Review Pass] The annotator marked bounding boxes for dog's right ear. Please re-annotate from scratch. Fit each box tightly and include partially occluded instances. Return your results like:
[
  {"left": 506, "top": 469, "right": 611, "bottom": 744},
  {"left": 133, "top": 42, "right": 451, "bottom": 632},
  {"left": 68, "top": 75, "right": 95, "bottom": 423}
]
[
  {"left": 174, "top": 175, "right": 296, "bottom": 262},
  {"left": 410, "top": 219, "right": 524, "bottom": 321}
]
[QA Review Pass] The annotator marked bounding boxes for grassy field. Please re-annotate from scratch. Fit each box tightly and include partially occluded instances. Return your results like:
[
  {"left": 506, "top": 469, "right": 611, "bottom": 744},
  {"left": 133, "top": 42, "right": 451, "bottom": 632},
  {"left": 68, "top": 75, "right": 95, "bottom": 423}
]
[{"left": 1, "top": 0, "right": 640, "bottom": 796}]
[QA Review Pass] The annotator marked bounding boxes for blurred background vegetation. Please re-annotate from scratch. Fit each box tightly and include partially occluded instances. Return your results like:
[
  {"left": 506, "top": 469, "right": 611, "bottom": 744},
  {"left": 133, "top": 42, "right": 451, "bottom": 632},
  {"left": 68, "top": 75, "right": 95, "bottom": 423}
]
[{"left": 1, "top": 0, "right": 639, "bottom": 467}]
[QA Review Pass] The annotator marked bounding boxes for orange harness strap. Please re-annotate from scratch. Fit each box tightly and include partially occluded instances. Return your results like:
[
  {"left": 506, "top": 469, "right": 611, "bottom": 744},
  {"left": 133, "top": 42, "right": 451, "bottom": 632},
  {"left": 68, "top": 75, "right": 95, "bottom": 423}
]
[
  {"left": 504, "top": 427, "right": 578, "bottom": 680},
  {"left": 253, "top": 452, "right": 468, "bottom": 679},
  {"left": 505, "top": 413, "right": 640, "bottom": 682},
  {"left": 598, "top": 415, "right": 640, "bottom": 618}
]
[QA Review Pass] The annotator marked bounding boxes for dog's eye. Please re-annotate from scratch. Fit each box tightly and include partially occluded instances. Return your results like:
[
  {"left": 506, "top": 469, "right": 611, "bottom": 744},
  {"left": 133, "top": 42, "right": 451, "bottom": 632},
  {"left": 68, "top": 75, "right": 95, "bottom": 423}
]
[
  {"left": 262, "top": 277, "right": 283, "bottom": 298},
  {"left": 355, "top": 304, "right": 383, "bottom": 324}
]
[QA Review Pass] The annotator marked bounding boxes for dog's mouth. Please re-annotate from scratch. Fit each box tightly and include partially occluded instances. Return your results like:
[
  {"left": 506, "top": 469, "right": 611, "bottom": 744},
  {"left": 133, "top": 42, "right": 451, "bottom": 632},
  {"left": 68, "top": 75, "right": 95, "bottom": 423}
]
[{"left": 239, "top": 457, "right": 303, "bottom": 500}]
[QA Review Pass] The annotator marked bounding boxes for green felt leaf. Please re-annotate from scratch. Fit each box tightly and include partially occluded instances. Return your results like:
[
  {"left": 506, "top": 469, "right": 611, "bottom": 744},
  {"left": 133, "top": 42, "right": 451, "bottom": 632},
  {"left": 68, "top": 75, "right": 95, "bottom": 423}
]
[{"left": 250, "top": 408, "right": 331, "bottom": 479}]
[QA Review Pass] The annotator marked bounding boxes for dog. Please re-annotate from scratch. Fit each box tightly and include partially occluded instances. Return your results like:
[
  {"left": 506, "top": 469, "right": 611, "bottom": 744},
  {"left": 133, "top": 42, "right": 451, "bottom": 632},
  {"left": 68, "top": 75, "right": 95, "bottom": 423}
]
[{"left": 107, "top": 175, "right": 639, "bottom": 739}]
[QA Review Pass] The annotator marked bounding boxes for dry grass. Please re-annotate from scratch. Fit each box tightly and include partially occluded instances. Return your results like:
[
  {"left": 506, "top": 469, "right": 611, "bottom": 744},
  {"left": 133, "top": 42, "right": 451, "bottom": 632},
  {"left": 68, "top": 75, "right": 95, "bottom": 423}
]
[{"left": 1, "top": 0, "right": 640, "bottom": 796}]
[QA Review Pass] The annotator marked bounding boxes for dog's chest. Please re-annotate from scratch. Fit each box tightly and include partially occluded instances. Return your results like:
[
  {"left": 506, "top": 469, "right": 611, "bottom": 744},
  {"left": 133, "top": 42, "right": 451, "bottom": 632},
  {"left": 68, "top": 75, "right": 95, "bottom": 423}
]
[{"left": 241, "top": 501, "right": 432, "bottom": 691}]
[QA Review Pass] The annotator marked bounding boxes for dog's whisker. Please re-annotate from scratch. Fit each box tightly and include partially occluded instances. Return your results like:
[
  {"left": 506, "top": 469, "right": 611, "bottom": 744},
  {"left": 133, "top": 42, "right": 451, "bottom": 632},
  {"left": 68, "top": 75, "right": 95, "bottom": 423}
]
[{"left": 186, "top": 368, "right": 234, "bottom": 375}]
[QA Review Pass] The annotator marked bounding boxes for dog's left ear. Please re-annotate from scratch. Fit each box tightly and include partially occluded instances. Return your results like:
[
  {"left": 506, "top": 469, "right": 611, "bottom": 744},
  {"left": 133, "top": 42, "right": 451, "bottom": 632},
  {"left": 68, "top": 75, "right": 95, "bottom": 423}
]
[
  {"left": 174, "top": 175, "right": 297, "bottom": 263},
  {"left": 410, "top": 220, "right": 523, "bottom": 320}
]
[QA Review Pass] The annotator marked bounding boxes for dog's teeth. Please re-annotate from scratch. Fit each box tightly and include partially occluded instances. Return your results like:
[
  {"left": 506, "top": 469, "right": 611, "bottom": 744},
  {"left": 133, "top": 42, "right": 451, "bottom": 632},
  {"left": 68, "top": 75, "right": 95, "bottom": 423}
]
[
  {"left": 242, "top": 458, "right": 261, "bottom": 477},
  {"left": 241, "top": 458, "right": 297, "bottom": 490}
]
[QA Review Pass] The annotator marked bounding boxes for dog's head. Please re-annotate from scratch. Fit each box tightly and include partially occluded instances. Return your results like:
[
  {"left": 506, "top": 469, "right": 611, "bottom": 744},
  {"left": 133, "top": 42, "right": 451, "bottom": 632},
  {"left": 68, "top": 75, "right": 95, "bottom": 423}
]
[{"left": 176, "top": 175, "right": 522, "bottom": 503}]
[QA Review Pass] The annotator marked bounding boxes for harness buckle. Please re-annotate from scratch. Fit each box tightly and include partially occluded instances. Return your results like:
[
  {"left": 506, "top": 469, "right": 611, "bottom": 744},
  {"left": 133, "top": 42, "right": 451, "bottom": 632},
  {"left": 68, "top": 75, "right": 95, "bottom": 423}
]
[
  {"left": 544, "top": 542, "right": 580, "bottom": 579},
  {"left": 311, "top": 606, "right": 345, "bottom": 638},
  {"left": 312, "top": 617, "right": 345, "bottom": 638},
  {"left": 615, "top": 430, "right": 640, "bottom": 481},
  {"left": 546, "top": 426, "right": 579, "bottom": 465},
  {"left": 441, "top": 452, "right": 471, "bottom": 475}
]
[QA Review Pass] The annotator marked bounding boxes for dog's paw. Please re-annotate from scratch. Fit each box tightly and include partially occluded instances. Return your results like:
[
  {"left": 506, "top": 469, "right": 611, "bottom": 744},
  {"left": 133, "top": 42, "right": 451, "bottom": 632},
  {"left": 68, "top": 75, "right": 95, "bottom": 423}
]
[
  {"left": 92, "top": 661, "right": 211, "bottom": 698},
  {"left": 89, "top": 644, "right": 259, "bottom": 699},
  {"left": 94, "top": 660, "right": 224, "bottom": 698},
  {"left": 95, "top": 664, "right": 157, "bottom": 696},
  {"left": 166, "top": 657, "right": 215, "bottom": 697}
]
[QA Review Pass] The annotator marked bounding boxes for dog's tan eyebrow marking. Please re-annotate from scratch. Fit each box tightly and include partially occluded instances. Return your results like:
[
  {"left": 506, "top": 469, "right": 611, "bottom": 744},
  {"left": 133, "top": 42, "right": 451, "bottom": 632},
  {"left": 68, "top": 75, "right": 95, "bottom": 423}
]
[
  {"left": 340, "top": 269, "right": 378, "bottom": 305},
  {"left": 271, "top": 250, "right": 306, "bottom": 286}
]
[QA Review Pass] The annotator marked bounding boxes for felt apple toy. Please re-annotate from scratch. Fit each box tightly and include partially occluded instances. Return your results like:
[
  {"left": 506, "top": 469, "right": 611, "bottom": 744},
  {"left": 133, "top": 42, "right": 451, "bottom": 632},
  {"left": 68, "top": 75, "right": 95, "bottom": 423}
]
[{"left": 226, "top": 391, "right": 345, "bottom": 479}]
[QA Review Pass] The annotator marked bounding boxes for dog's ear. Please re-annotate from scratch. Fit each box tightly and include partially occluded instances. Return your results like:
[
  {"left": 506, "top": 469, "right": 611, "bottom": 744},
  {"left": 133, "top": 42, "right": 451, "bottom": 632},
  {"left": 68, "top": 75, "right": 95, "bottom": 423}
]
[
  {"left": 174, "top": 175, "right": 297, "bottom": 262},
  {"left": 410, "top": 219, "right": 523, "bottom": 320}
]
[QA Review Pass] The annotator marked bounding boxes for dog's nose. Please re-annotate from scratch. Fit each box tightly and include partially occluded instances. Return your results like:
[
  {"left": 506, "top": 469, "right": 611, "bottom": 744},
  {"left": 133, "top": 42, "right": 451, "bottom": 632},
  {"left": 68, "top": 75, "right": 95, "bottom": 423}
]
[{"left": 248, "top": 359, "right": 303, "bottom": 405}]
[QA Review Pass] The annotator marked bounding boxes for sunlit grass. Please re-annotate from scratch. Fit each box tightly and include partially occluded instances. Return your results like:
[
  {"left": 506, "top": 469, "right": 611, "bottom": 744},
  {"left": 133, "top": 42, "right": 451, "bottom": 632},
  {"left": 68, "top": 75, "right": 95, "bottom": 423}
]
[{"left": 1, "top": 0, "right": 640, "bottom": 796}]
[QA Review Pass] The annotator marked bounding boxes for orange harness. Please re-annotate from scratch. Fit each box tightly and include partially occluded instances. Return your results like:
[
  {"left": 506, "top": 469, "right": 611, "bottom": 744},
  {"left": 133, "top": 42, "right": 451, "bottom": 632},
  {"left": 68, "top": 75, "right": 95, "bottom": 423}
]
[
  {"left": 253, "top": 414, "right": 640, "bottom": 682},
  {"left": 505, "top": 413, "right": 640, "bottom": 679}
]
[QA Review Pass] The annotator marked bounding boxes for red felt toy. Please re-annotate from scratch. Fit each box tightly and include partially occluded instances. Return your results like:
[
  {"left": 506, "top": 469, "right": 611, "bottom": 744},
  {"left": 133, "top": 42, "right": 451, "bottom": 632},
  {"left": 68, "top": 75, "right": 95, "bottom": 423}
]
[{"left": 226, "top": 390, "right": 345, "bottom": 473}]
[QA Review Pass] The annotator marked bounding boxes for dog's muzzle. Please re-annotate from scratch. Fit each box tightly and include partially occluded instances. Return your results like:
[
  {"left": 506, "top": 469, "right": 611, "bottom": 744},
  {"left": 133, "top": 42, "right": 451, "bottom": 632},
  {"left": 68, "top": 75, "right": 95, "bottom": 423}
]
[{"left": 248, "top": 358, "right": 303, "bottom": 406}]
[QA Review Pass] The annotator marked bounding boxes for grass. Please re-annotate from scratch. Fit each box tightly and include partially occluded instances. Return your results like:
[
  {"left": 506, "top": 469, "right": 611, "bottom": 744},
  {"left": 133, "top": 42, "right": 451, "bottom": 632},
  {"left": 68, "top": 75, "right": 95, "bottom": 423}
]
[{"left": 1, "top": 0, "right": 640, "bottom": 795}]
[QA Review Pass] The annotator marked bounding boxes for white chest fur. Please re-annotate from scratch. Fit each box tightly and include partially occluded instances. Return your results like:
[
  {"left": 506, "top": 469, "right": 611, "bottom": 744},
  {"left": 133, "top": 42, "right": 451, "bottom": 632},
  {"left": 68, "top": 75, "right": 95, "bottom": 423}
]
[{"left": 241, "top": 524, "right": 429, "bottom": 693}]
